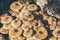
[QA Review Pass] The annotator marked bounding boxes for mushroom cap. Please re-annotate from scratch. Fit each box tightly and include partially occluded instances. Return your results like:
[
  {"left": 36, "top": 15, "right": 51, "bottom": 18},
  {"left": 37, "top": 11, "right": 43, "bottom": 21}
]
[{"left": 9, "top": 28, "right": 22, "bottom": 38}]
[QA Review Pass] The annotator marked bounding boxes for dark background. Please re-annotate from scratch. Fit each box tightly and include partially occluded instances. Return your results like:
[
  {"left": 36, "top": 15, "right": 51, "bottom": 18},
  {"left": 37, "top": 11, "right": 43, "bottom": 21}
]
[{"left": 0, "top": 0, "right": 18, "bottom": 16}]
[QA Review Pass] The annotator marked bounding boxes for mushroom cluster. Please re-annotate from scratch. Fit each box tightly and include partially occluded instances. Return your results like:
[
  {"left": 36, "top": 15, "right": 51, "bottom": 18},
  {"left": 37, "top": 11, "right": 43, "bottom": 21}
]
[{"left": 0, "top": 0, "right": 60, "bottom": 40}]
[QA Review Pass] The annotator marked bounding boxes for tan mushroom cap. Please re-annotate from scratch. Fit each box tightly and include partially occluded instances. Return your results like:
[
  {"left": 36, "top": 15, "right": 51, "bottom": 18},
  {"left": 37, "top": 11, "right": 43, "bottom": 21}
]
[
  {"left": 21, "top": 6, "right": 29, "bottom": 14},
  {"left": 18, "top": 36, "right": 26, "bottom": 40},
  {"left": 39, "top": 11, "right": 44, "bottom": 15},
  {"left": 10, "top": 1, "right": 23, "bottom": 12},
  {"left": 19, "top": 13, "right": 34, "bottom": 21},
  {"left": 21, "top": 24, "right": 29, "bottom": 31},
  {"left": 33, "top": 27, "right": 48, "bottom": 39},
  {"left": 1, "top": 16, "right": 12, "bottom": 24},
  {"left": 39, "top": 11, "right": 49, "bottom": 20},
  {"left": 23, "top": 21, "right": 35, "bottom": 27},
  {"left": 26, "top": 14, "right": 34, "bottom": 21},
  {"left": 48, "top": 16, "right": 56, "bottom": 25},
  {"left": 49, "top": 36, "right": 57, "bottom": 40},
  {"left": 23, "top": 29, "right": 33, "bottom": 37},
  {"left": 9, "top": 28, "right": 22, "bottom": 38},
  {"left": 3, "top": 23, "right": 12, "bottom": 29},
  {"left": 0, "top": 27, "right": 9, "bottom": 34},
  {"left": 0, "top": 13, "right": 8, "bottom": 19},
  {"left": 43, "top": 13, "right": 49, "bottom": 20},
  {"left": 27, "top": 4, "right": 38, "bottom": 11},
  {"left": 53, "top": 29, "right": 60, "bottom": 37},
  {"left": 47, "top": 16, "right": 56, "bottom": 30},
  {"left": 10, "top": 37, "right": 18, "bottom": 40},
  {"left": 11, "top": 19, "right": 21, "bottom": 27},
  {"left": 38, "top": 20, "right": 44, "bottom": 27},
  {"left": 55, "top": 14, "right": 60, "bottom": 19}
]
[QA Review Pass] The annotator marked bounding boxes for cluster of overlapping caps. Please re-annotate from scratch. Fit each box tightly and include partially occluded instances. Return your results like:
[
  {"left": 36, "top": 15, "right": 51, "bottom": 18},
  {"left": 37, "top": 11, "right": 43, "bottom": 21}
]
[{"left": 0, "top": 0, "right": 60, "bottom": 40}]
